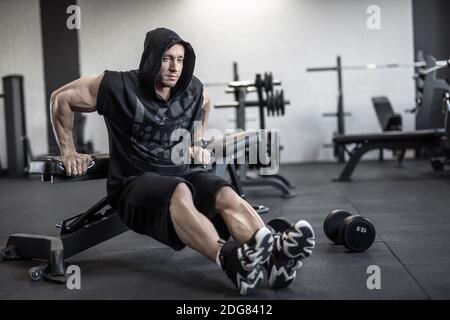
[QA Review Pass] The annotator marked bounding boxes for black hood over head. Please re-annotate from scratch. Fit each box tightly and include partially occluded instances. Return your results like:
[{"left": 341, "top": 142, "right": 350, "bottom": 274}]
[{"left": 138, "top": 28, "right": 196, "bottom": 99}]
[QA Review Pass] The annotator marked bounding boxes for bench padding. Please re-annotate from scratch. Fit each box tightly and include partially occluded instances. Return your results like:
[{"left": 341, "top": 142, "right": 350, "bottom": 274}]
[{"left": 333, "top": 129, "right": 445, "bottom": 144}]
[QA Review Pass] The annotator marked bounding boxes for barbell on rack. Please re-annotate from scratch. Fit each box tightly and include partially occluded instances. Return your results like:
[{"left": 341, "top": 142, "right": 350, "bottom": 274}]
[{"left": 306, "top": 59, "right": 448, "bottom": 72}]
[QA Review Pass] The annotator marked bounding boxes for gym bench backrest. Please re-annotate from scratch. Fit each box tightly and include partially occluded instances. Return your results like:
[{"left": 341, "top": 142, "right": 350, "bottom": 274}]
[{"left": 371, "top": 96, "right": 402, "bottom": 131}]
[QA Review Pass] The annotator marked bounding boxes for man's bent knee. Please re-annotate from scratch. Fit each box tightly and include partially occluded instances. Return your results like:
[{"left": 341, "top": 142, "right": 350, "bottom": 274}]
[
  {"left": 170, "top": 182, "right": 193, "bottom": 205},
  {"left": 215, "top": 186, "right": 239, "bottom": 209}
]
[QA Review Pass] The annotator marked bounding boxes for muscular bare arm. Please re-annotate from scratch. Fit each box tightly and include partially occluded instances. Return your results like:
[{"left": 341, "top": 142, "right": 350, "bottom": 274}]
[
  {"left": 190, "top": 87, "right": 211, "bottom": 165},
  {"left": 50, "top": 73, "right": 104, "bottom": 176},
  {"left": 201, "top": 87, "right": 211, "bottom": 131}
]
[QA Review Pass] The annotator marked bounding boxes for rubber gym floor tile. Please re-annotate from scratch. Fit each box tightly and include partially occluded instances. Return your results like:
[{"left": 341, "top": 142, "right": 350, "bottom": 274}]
[
  {"left": 0, "top": 178, "right": 41, "bottom": 194},
  {"left": 0, "top": 248, "right": 172, "bottom": 299},
  {"left": 92, "top": 231, "right": 168, "bottom": 252},
  {"left": 244, "top": 190, "right": 285, "bottom": 205},
  {"left": 0, "top": 236, "right": 8, "bottom": 245},
  {"left": 386, "top": 241, "right": 450, "bottom": 265},
  {"left": 0, "top": 200, "right": 107, "bottom": 226},
  {"left": 305, "top": 242, "right": 400, "bottom": 268},
  {"left": 281, "top": 195, "right": 354, "bottom": 211},
  {"left": 406, "top": 264, "right": 450, "bottom": 299},
  {"left": 275, "top": 264, "right": 429, "bottom": 300},
  {"left": 433, "top": 202, "right": 450, "bottom": 214},
  {"left": 335, "top": 183, "right": 420, "bottom": 203},
  {"left": 0, "top": 178, "right": 106, "bottom": 206},
  {"left": 283, "top": 184, "right": 343, "bottom": 198},
  {"left": 282, "top": 205, "right": 359, "bottom": 223},
  {"left": 280, "top": 167, "right": 344, "bottom": 183},
  {"left": 133, "top": 249, "right": 276, "bottom": 300},
  {"left": 375, "top": 224, "right": 450, "bottom": 243},
  {"left": 0, "top": 247, "right": 173, "bottom": 276},
  {"left": 0, "top": 262, "right": 29, "bottom": 298},
  {"left": 0, "top": 207, "right": 79, "bottom": 235},
  {"left": 0, "top": 258, "right": 78, "bottom": 298},
  {"left": 242, "top": 188, "right": 293, "bottom": 199},
  {"left": 0, "top": 221, "right": 59, "bottom": 238},
  {"left": 245, "top": 196, "right": 283, "bottom": 215},
  {"left": 395, "top": 180, "right": 450, "bottom": 204},
  {"left": 4, "top": 271, "right": 156, "bottom": 300},
  {"left": 363, "top": 209, "right": 450, "bottom": 228},
  {"left": 0, "top": 202, "right": 97, "bottom": 227},
  {"left": 65, "top": 247, "right": 174, "bottom": 274},
  {"left": 331, "top": 160, "right": 437, "bottom": 182},
  {"left": 351, "top": 200, "right": 441, "bottom": 215},
  {"left": 0, "top": 258, "right": 50, "bottom": 279}
]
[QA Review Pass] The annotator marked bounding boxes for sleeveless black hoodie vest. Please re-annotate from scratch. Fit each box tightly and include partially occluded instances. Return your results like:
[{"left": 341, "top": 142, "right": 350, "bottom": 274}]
[{"left": 96, "top": 28, "right": 204, "bottom": 207}]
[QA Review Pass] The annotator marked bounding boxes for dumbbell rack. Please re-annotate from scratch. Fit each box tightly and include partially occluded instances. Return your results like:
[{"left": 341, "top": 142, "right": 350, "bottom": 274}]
[{"left": 214, "top": 67, "right": 296, "bottom": 198}]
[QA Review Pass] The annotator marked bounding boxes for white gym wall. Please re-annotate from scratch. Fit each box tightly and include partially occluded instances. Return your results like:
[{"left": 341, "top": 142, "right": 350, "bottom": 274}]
[
  {"left": 0, "top": 0, "right": 47, "bottom": 168},
  {"left": 0, "top": 0, "right": 415, "bottom": 165},
  {"left": 78, "top": 0, "right": 415, "bottom": 162}
]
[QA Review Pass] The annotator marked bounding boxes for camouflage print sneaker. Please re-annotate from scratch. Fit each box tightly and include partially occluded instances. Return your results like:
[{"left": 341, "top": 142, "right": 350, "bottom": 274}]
[
  {"left": 219, "top": 227, "right": 274, "bottom": 295},
  {"left": 265, "top": 219, "right": 315, "bottom": 289}
]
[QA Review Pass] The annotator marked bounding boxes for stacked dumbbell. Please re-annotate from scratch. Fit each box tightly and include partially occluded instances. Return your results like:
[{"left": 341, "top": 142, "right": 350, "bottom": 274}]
[{"left": 323, "top": 210, "right": 376, "bottom": 252}]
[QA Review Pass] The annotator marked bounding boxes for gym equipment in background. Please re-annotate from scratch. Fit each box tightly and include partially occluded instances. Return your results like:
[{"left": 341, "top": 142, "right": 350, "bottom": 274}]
[
  {"left": 1, "top": 75, "right": 30, "bottom": 178},
  {"left": 212, "top": 63, "right": 289, "bottom": 129},
  {"left": 415, "top": 57, "right": 450, "bottom": 130},
  {"left": 371, "top": 96, "right": 405, "bottom": 163},
  {"left": 306, "top": 55, "right": 448, "bottom": 162},
  {"left": 372, "top": 96, "right": 403, "bottom": 132},
  {"left": 213, "top": 63, "right": 296, "bottom": 198},
  {"left": 323, "top": 210, "right": 376, "bottom": 252},
  {"left": 306, "top": 56, "right": 349, "bottom": 162},
  {"left": 332, "top": 56, "right": 450, "bottom": 181}
]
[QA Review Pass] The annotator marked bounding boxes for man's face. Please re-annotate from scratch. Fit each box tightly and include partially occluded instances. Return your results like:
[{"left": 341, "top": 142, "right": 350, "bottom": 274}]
[{"left": 156, "top": 44, "right": 185, "bottom": 88}]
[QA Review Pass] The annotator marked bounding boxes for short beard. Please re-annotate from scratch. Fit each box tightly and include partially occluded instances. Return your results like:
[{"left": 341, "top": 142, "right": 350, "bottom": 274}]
[{"left": 156, "top": 75, "right": 177, "bottom": 88}]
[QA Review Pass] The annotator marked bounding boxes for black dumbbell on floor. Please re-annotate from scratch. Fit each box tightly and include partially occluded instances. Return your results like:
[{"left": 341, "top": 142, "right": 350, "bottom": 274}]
[{"left": 323, "top": 210, "right": 376, "bottom": 252}]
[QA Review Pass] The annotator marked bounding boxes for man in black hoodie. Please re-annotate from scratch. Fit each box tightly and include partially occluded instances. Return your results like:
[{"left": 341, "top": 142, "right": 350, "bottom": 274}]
[{"left": 49, "top": 28, "right": 315, "bottom": 295}]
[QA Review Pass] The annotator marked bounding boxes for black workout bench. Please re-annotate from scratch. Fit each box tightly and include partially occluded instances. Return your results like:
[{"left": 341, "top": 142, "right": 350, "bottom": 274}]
[
  {"left": 0, "top": 131, "right": 268, "bottom": 283},
  {"left": 333, "top": 129, "right": 446, "bottom": 181},
  {"left": 333, "top": 93, "right": 450, "bottom": 181}
]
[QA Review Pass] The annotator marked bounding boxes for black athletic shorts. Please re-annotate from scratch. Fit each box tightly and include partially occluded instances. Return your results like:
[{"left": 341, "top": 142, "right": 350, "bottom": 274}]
[{"left": 116, "top": 170, "right": 235, "bottom": 251}]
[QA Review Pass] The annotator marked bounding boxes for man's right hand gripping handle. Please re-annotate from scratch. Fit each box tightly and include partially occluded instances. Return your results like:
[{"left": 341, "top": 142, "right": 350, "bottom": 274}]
[
  {"left": 50, "top": 74, "right": 103, "bottom": 177},
  {"left": 61, "top": 152, "right": 93, "bottom": 177}
]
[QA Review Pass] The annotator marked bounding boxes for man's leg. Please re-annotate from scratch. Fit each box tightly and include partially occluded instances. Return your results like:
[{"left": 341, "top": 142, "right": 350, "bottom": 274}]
[
  {"left": 214, "top": 186, "right": 265, "bottom": 242},
  {"left": 169, "top": 182, "right": 273, "bottom": 295},
  {"left": 214, "top": 185, "right": 316, "bottom": 289},
  {"left": 169, "top": 182, "right": 222, "bottom": 262}
]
